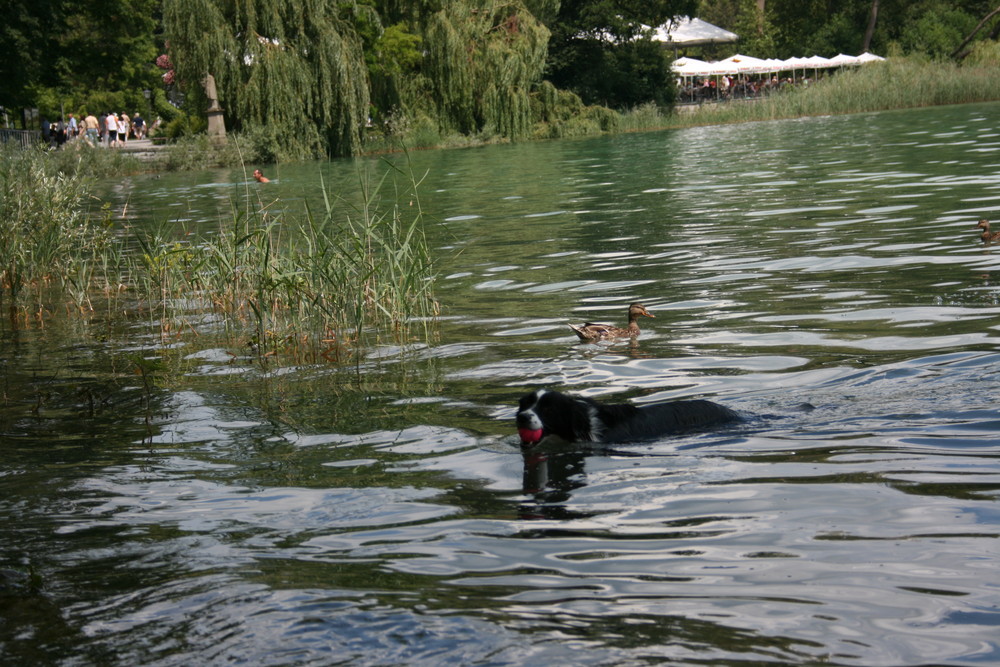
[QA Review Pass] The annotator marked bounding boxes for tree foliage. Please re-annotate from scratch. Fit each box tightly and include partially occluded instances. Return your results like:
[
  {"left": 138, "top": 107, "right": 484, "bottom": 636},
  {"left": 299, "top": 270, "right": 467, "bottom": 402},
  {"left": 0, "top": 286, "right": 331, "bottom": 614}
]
[
  {"left": 421, "top": 0, "right": 550, "bottom": 137},
  {"left": 162, "top": 0, "right": 372, "bottom": 156},
  {"left": 699, "top": 0, "right": 1000, "bottom": 60},
  {"left": 5, "top": 0, "right": 1000, "bottom": 151},
  {"left": 545, "top": 0, "right": 698, "bottom": 109},
  {"left": 0, "top": 0, "right": 160, "bottom": 118}
]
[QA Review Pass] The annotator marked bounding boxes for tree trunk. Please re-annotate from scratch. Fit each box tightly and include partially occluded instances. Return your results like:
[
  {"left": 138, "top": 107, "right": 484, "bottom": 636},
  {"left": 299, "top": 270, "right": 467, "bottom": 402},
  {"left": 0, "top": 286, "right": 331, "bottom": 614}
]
[
  {"left": 861, "top": 0, "right": 879, "bottom": 53},
  {"left": 951, "top": 4, "right": 1000, "bottom": 61}
]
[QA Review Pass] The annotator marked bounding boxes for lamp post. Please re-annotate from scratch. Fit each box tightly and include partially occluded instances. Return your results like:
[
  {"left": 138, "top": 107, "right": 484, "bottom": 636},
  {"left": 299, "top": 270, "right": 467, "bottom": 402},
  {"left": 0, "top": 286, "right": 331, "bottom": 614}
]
[{"left": 143, "top": 89, "right": 151, "bottom": 138}]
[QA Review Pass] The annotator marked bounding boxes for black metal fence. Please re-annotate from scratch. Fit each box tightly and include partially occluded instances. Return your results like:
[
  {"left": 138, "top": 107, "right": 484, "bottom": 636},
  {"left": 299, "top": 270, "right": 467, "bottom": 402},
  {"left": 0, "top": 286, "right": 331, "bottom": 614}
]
[{"left": 0, "top": 129, "right": 41, "bottom": 148}]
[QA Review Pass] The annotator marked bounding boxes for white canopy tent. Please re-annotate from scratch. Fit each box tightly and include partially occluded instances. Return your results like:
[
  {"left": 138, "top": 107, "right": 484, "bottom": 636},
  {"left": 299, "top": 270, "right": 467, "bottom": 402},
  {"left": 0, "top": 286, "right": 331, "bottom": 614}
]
[
  {"left": 581, "top": 15, "right": 738, "bottom": 49},
  {"left": 652, "top": 16, "right": 739, "bottom": 48}
]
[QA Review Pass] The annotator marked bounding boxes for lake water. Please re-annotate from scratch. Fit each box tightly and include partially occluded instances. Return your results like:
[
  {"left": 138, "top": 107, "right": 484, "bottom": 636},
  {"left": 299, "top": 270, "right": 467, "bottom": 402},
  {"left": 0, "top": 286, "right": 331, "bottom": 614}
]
[{"left": 3, "top": 102, "right": 1000, "bottom": 665}]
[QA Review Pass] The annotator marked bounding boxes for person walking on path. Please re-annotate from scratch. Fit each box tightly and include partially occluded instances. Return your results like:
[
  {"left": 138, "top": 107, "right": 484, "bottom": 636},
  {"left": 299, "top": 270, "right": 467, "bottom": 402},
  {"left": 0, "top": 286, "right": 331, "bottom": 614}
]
[
  {"left": 132, "top": 113, "right": 145, "bottom": 140},
  {"left": 117, "top": 113, "right": 129, "bottom": 146},
  {"left": 54, "top": 118, "right": 67, "bottom": 147},
  {"left": 105, "top": 112, "right": 118, "bottom": 147},
  {"left": 83, "top": 113, "right": 99, "bottom": 145}
]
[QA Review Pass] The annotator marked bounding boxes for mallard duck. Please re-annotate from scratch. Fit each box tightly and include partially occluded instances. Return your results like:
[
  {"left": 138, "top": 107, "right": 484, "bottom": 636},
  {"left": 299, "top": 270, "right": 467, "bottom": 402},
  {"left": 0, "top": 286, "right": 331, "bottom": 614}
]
[
  {"left": 568, "top": 302, "right": 654, "bottom": 341},
  {"left": 978, "top": 219, "right": 1000, "bottom": 243}
]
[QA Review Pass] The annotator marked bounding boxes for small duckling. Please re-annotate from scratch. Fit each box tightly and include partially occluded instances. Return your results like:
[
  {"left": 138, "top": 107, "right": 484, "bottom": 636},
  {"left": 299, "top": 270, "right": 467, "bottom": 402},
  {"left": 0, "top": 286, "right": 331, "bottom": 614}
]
[{"left": 977, "top": 219, "right": 1000, "bottom": 243}]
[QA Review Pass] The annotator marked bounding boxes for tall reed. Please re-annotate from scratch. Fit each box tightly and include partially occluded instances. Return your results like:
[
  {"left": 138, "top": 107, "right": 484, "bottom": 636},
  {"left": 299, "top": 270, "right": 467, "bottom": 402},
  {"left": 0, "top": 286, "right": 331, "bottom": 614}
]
[
  {"left": 124, "top": 162, "right": 437, "bottom": 360},
  {"left": 0, "top": 145, "right": 110, "bottom": 322},
  {"left": 1, "top": 144, "right": 437, "bottom": 359}
]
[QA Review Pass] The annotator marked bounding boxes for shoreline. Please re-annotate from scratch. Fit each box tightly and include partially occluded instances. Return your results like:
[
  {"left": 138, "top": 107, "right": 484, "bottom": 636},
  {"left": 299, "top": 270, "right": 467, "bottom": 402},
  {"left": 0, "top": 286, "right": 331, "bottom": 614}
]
[
  {"left": 128, "top": 98, "right": 1000, "bottom": 170},
  {"left": 83, "top": 59, "right": 1000, "bottom": 170}
]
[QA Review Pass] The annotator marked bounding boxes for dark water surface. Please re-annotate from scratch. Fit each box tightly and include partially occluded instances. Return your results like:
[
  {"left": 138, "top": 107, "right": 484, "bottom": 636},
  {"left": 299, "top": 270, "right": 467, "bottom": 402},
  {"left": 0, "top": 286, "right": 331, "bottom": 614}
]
[{"left": 3, "top": 103, "right": 1000, "bottom": 665}]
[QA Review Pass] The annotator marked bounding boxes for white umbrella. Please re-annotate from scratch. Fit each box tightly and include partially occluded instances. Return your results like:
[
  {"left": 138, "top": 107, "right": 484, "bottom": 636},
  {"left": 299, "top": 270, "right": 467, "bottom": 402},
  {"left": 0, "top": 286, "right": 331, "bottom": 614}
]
[
  {"left": 717, "top": 54, "right": 770, "bottom": 74},
  {"left": 671, "top": 56, "right": 713, "bottom": 76},
  {"left": 704, "top": 60, "right": 742, "bottom": 76},
  {"left": 762, "top": 58, "right": 787, "bottom": 73},
  {"left": 672, "top": 58, "right": 734, "bottom": 101},
  {"left": 778, "top": 56, "right": 813, "bottom": 82},
  {"left": 782, "top": 56, "right": 811, "bottom": 70},
  {"left": 830, "top": 53, "right": 860, "bottom": 66},
  {"left": 856, "top": 52, "right": 886, "bottom": 64},
  {"left": 805, "top": 55, "right": 836, "bottom": 69}
]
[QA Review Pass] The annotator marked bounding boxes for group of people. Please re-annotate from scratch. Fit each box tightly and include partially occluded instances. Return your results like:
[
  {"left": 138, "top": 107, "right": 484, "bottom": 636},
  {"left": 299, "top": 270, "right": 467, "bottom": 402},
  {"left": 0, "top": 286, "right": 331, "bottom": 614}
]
[
  {"left": 677, "top": 75, "right": 804, "bottom": 104},
  {"left": 42, "top": 111, "right": 154, "bottom": 148}
]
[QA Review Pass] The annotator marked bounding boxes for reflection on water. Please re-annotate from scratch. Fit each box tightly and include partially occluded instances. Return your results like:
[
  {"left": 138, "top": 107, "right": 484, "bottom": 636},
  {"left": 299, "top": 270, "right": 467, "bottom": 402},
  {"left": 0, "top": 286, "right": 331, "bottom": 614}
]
[{"left": 2, "top": 103, "right": 1000, "bottom": 665}]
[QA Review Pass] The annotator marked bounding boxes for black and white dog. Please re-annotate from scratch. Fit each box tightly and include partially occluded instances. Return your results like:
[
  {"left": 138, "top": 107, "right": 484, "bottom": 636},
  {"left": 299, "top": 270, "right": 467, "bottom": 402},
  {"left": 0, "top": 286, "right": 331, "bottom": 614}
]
[{"left": 516, "top": 389, "right": 740, "bottom": 447}]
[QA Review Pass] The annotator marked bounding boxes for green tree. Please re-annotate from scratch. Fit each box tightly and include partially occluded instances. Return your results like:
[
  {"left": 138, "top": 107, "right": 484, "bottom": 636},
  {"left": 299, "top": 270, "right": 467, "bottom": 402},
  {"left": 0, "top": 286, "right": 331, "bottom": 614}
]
[
  {"left": 362, "top": 0, "right": 552, "bottom": 138},
  {"left": 699, "top": 0, "right": 999, "bottom": 60},
  {"left": 162, "top": 0, "right": 372, "bottom": 156},
  {"left": 0, "top": 0, "right": 57, "bottom": 113},
  {"left": 58, "top": 0, "right": 160, "bottom": 92},
  {"left": 897, "top": 0, "right": 980, "bottom": 58},
  {"left": 545, "top": 0, "right": 698, "bottom": 109},
  {"left": 0, "top": 0, "right": 160, "bottom": 123},
  {"left": 421, "top": 0, "right": 550, "bottom": 136},
  {"left": 708, "top": 0, "right": 780, "bottom": 58},
  {"left": 366, "top": 22, "right": 423, "bottom": 123}
]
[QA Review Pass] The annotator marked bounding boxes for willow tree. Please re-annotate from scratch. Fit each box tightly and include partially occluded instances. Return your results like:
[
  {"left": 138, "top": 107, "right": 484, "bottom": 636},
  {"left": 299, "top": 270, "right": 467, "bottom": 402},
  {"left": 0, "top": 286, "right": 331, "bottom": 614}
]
[
  {"left": 163, "top": 0, "right": 371, "bottom": 156},
  {"left": 422, "top": 0, "right": 550, "bottom": 138}
]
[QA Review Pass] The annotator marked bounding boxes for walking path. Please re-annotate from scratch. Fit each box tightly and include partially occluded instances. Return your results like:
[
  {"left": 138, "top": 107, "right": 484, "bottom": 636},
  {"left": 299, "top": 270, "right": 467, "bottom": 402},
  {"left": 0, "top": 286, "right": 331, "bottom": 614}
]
[{"left": 117, "top": 138, "right": 167, "bottom": 161}]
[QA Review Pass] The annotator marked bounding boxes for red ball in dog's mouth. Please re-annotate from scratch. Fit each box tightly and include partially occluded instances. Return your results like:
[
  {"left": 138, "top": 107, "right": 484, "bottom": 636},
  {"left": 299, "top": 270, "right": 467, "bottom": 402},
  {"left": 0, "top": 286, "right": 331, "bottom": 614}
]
[{"left": 518, "top": 427, "right": 543, "bottom": 446}]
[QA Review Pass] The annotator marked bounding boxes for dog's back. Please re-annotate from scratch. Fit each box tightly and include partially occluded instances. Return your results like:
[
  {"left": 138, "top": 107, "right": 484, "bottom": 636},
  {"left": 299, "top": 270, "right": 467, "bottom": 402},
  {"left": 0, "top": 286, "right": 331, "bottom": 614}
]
[{"left": 595, "top": 399, "right": 740, "bottom": 442}]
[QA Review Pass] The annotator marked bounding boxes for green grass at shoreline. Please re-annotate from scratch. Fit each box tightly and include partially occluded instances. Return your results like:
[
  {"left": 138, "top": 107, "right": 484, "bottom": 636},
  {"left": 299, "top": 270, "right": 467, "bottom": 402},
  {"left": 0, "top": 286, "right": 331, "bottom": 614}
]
[{"left": 619, "top": 57, "right": 1000, "bottom": 133}]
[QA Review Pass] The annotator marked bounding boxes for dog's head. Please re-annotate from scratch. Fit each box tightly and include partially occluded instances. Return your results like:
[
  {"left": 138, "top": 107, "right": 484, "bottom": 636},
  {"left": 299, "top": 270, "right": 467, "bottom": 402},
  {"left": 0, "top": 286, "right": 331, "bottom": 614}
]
[{"left": 515, "top": 389, "right": 601, "bottom": 447}]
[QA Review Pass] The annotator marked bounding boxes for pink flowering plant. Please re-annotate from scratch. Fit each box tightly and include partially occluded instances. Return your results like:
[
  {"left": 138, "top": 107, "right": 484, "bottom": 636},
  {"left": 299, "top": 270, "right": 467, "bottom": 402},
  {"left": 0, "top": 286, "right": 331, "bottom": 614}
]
[{"left": 156, "top": 52, "right": 175, "bottom": 86}]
